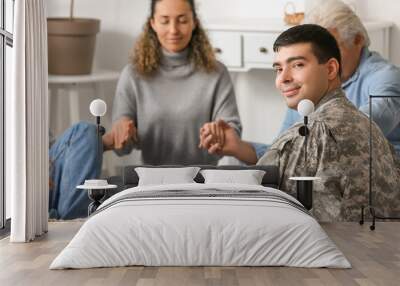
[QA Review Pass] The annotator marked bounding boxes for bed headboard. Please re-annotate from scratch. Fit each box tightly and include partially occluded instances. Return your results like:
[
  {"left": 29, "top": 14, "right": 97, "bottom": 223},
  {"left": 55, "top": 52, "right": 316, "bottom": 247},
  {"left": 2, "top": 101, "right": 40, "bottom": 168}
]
[{"left": 120, "top": 165, "right": 280, "bottom": 189}]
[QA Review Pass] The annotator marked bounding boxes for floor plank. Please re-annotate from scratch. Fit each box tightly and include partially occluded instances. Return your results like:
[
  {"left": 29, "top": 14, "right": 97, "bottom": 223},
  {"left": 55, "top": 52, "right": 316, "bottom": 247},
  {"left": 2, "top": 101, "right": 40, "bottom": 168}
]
[{"left": 0, "top": 222, "right": 399, "bottom": 286}]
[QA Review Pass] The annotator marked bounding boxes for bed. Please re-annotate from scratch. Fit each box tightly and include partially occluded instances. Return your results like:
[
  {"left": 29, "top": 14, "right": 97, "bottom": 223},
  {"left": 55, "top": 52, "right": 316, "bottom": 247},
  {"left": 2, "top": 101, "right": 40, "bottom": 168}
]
[{"left": 50, "top": 165, "right": 351, "bottom": 269}]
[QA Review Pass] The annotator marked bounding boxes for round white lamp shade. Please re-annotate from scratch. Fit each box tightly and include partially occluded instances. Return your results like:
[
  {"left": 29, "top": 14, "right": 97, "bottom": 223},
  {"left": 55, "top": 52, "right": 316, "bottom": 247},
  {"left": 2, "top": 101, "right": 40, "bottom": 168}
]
[
  {"left": 90, "top": 99, "right": 107, "bottom": 117},
  {"left": 297, "top": 99, "right": 315, "bottom": 117}
]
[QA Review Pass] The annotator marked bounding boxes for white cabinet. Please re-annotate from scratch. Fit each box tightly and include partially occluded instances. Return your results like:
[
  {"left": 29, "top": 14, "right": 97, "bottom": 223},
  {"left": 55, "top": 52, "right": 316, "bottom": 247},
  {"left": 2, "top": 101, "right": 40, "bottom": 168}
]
[
  {"left": 208, "top": 31, "right": 242, "bottom": 68},
  {"left": 206, "top": 18, "right": 393, "bottom": 72},
  {"left": 243, "top": 33, "right": 280, "bottom": 65}
]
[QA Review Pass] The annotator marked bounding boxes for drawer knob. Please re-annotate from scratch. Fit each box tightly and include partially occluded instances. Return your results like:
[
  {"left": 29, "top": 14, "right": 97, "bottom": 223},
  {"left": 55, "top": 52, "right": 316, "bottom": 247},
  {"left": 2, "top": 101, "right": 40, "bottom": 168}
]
[
  {"left": 259, "top": 47, "right": 268, "bottom": 54},
  {"left": 214, "top": 47, "right": 222, "bottom": 54}
]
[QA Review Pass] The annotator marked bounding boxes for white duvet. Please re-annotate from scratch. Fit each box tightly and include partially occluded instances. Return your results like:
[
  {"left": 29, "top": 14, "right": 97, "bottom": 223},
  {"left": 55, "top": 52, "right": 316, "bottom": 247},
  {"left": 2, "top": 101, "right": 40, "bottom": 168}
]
[{"left": 50, "top": 183, "right": 351, "bottom": 269}]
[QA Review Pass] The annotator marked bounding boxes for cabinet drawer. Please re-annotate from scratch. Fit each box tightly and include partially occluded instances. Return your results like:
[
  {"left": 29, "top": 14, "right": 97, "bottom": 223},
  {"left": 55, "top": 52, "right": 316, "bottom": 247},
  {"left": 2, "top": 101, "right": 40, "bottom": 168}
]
[
  {"left": 208, "top": 31, "right": 242, "bottom": 68},
  {"left": 244, "top": 33, "right": 279, "bottom": 64}
]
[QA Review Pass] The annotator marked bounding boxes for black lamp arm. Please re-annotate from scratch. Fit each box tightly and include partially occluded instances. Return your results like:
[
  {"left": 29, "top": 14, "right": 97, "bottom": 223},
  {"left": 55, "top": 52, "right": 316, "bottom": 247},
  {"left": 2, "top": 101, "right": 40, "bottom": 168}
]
[{"left": 95, "top": 116, "right": 106, "bottom": 166}]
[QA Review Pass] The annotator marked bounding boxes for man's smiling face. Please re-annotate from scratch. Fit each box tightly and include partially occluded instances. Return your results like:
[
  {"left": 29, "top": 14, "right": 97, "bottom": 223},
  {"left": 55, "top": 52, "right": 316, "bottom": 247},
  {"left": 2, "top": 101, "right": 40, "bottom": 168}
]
[{"left": 273, "top": 42, "right": 333, "bottom": 110}]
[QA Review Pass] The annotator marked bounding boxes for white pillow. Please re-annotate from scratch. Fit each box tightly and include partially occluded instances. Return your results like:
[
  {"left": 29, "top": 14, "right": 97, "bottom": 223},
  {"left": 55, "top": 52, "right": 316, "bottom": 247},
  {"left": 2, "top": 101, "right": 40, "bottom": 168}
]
[
  {"left": 200, "top": 169, "right": 266, "bottom": 185},
  {"left": 135, "top": 167, "right": 200, "bottom": 186}
]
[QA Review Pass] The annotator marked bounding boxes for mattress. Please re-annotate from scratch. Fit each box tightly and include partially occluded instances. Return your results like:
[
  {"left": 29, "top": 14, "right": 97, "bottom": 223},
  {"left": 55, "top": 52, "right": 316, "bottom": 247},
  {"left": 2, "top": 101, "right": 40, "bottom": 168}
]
[{"left": 50, "top": 183, "right": 351, "bottom": 269}]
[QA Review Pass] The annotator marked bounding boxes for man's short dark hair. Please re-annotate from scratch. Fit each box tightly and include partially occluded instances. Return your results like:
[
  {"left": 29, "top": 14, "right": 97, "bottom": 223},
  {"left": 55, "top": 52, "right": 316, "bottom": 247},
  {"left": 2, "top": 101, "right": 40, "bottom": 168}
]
[{"left": 273, "top": 24, "right": 342, "bottom": 76}]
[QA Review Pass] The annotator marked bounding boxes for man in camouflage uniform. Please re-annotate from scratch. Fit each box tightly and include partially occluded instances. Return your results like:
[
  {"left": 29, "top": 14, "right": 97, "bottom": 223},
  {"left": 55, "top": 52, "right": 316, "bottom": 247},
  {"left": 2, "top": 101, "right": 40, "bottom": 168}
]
[{"left": 200, "top": 24, "right": 400, "bottom": 221}]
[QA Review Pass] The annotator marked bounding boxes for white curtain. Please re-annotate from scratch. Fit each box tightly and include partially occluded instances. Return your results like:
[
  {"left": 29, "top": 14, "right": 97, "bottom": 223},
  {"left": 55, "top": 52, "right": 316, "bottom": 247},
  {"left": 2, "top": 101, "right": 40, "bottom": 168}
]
[{"left": 7, "top": 0, "right": 49, "bottom": 242}]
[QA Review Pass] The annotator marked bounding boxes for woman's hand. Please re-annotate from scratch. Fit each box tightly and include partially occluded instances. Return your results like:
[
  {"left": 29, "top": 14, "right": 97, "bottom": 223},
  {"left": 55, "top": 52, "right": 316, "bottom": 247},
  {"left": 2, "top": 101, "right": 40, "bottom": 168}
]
[
  {"left": 199, "top": 120, "right": 226, "bottom": 154},
  {"left": 103, "top": 117, "right": 137, "bottom": 151}
]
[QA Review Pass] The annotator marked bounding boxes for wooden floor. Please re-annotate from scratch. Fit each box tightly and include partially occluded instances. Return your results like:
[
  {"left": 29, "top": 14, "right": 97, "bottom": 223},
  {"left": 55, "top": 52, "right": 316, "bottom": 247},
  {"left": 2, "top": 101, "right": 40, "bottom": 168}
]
[{"left": 0, "top": 222, "right": 399, "bottom": 286}]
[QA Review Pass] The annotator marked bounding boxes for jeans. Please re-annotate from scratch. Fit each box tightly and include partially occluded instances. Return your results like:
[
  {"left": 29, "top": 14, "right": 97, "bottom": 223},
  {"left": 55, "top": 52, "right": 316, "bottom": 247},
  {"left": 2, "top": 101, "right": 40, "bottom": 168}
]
[{"left": 49, "top": 122, "right": 103, "bottom": 219}]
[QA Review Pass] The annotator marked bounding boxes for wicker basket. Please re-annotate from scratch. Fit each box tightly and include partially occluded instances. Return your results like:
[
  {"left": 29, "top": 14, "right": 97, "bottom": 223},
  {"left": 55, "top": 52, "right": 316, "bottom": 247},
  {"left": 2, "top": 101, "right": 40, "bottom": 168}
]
[{"left": 284, "top": 2, "right": 305, "bottom": 26}]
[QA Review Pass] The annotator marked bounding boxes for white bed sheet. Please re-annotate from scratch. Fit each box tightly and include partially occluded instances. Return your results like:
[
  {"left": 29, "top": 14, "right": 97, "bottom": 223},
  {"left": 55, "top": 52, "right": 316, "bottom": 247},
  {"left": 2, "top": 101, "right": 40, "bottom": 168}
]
[{"left": 50, "top": 183, "right": 351, "bottom": 269}]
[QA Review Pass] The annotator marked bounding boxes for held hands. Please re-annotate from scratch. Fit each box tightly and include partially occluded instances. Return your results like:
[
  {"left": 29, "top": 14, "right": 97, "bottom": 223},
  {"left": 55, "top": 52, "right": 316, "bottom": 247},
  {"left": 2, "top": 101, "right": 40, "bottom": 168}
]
[
  {"left": 102, "top": 116, "right": 138, "bottom": 151},
  {"left": 198, "top": 119, "right": 240, "bottom": 156},
  {"left": 199, "top": 120, "right": 225, "bottom": 154}
]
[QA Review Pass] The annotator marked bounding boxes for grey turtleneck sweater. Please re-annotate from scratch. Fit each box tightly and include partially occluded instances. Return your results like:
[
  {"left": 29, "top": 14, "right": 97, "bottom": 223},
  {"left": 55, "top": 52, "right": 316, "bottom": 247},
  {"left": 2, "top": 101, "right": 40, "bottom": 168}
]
[{"left": 112, "top": 49, "right": 241, "bottom": 165}]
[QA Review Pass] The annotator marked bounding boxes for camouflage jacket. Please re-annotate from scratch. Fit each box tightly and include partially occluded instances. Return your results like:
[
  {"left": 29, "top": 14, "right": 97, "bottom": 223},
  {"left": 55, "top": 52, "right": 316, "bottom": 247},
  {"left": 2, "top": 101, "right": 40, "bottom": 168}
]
[{"left": 258, "top": 88, "right": 400, "bottom": 221}]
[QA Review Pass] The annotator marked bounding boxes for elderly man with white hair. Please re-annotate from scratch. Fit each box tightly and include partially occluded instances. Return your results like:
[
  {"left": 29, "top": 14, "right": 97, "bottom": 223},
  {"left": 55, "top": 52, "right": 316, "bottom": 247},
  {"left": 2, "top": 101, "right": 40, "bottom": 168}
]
[{"left": 279, "top": 0, "right": 400, "bottom": 154}]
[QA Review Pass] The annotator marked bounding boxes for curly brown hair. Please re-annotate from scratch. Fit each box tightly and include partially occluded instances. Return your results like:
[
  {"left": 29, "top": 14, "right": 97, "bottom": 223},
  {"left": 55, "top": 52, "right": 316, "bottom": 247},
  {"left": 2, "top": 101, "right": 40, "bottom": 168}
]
[{"left": 131, "top": 0, "right": 218, "bottom": 77}]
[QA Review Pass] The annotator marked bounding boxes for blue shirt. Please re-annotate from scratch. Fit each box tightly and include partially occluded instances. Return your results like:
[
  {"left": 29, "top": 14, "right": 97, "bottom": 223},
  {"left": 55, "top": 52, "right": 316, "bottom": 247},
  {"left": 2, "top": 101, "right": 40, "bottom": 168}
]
[{"left": 253, "top": 47, "right": 400, "bottom": 158}]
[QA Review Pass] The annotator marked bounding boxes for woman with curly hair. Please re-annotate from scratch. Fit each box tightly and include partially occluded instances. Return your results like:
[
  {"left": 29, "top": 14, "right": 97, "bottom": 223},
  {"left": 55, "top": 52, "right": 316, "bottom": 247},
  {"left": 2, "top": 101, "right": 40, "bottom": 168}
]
[
  {"left": 49, "top": 0, "right": 241, "bottom": 219},
  {"left": 103, "top": 0, "right": 241, "bottom": 165}
]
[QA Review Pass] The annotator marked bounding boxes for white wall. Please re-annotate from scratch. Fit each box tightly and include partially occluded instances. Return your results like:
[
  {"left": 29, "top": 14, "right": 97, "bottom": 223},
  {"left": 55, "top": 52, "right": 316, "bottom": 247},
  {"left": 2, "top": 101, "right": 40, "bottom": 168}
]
[
  {"left": 364, "top": 0, "right": 400, "bottom": 65},
  {"left": 197, "top": 0, "right": 305, "bottom": 20},
  {"left": 305, "top": 0, "right": 367, "bottom": 17},
  {"left": 46, "top": 0, "right": 400, "bottom": 174}
]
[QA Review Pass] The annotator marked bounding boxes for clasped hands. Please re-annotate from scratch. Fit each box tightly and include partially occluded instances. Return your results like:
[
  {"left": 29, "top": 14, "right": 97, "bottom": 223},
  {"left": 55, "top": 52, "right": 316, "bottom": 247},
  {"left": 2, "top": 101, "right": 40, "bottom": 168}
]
[
  {"left": 199, "top": 120, "right": 258, "bottom": 164},
  {"left": 198, "top": 119, "right": 239, "bottom": 156}
]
